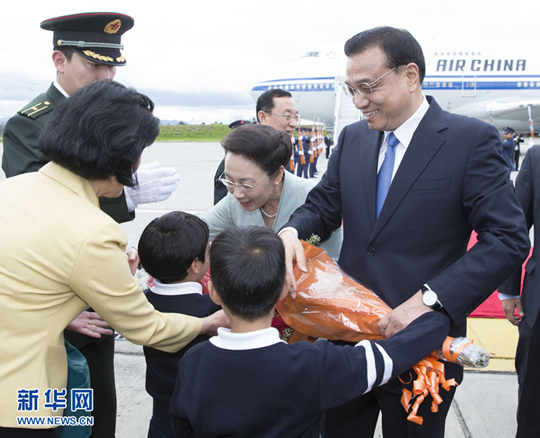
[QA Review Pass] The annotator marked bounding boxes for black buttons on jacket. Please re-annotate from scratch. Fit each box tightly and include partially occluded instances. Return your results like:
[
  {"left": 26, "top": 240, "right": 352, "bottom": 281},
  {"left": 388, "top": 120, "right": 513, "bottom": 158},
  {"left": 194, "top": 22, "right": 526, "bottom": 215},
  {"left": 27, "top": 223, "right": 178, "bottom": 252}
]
[{"left": 367, "top": 247, "right": 376, "bottom": 256}]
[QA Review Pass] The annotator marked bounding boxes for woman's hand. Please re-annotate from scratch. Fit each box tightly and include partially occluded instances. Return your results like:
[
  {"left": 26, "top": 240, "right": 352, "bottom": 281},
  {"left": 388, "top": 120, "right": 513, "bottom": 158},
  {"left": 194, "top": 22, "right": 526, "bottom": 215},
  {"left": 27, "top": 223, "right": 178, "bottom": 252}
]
[
  {"left": 200, "top": 309, "right": 231, "bottom": 336},
  {"left": 66, "top": 311, "right": 114, "bottom": 338}
]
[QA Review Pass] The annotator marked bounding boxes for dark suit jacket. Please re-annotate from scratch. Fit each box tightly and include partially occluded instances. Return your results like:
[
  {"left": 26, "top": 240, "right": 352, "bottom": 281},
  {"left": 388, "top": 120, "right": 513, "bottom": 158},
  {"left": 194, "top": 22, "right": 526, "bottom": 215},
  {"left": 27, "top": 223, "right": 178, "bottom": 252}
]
[
  {"left": 2, "top": 82, "right": 133, "bottom": 223},
  {"left": 284, "top": 96, "right": 529, "bottom": 338},
  {"left": 499, "top": 146, "right": 540, "bottom": 328}
]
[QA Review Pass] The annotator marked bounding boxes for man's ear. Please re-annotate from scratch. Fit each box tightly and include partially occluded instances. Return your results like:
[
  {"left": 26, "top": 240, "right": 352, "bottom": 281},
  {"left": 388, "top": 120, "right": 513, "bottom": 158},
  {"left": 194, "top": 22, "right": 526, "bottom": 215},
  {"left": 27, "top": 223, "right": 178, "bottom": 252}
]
[
  {"left": 257, "top": 111, "right": 268, "bottom": 124},
  {"left": 404, "top": 62, "right": 421, "bottom": 92},
  {"left": 207, "top": 280, "right": 223, "bottom": 306},
  {"left": 52, "top": 50, "right": 68, "bottom": 74}
]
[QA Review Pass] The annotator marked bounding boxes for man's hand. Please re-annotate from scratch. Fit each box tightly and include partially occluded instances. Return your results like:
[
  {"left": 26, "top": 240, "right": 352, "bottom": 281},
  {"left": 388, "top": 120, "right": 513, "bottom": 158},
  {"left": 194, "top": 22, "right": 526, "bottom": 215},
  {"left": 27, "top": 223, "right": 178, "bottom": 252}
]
[
  {"left": 279, "top": 230, "right": 307, "bottom": 296},
  {"left": 378, "top": 290, "right": 432, "bottom": 338},
  {"left": 502, "top": 297, "right": 523, "bottom": 326},
  {"left": 125, "top": 161, "right": 179, "bottom": 209},
  {"left": 66, "top": 311, "right": 113, "bottom": 338}
]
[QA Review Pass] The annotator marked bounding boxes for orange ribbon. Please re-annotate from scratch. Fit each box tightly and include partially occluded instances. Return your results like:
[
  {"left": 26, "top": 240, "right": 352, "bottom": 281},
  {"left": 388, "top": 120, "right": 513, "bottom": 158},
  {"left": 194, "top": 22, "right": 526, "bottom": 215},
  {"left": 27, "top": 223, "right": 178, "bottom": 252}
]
[
  {"left": 442, "top": 336, "right": 473, "bottom": 363},
  {"left": 399, "top": 355, "right": 458, "bottom": 425}
]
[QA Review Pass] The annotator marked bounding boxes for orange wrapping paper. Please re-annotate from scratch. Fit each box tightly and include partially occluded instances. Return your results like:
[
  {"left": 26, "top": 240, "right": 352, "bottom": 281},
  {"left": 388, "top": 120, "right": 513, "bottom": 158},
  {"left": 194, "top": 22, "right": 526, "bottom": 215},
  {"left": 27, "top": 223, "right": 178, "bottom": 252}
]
[
  {"left": 276, "top": 241, "right": 458, "bottom": 425},
  {"left": 276, "top": 241, "right": 390, "bottom": 342}
]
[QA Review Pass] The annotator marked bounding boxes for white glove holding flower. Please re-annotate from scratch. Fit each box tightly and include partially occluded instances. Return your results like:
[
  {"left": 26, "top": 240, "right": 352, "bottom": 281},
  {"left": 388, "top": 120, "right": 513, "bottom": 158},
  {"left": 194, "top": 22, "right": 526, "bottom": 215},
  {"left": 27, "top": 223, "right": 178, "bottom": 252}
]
[{"left": 125, "top": 161, "right": 179, "bottom": 210}]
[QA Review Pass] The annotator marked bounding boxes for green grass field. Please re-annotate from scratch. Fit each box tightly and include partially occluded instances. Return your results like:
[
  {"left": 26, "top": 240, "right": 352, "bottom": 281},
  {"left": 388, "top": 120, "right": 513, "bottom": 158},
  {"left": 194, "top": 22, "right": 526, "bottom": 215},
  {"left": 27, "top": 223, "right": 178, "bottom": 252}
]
[{"left": 156, "top": 123, "right": 232, "bottom": 142}]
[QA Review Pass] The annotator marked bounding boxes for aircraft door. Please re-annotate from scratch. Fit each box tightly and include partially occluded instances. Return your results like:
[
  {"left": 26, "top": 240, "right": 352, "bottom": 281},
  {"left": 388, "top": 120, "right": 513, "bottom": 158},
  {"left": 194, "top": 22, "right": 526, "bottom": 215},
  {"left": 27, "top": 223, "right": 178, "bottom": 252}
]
[{"left": 462, "top": 76, "right": 477, "bottom": 97}]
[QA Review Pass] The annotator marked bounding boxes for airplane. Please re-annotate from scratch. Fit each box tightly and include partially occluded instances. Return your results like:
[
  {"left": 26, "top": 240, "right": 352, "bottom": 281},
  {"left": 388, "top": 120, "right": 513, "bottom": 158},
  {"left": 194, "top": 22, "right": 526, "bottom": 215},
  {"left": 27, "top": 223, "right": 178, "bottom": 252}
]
[{"left": 250, "top": 42, "right": 540, "bottom": 141}]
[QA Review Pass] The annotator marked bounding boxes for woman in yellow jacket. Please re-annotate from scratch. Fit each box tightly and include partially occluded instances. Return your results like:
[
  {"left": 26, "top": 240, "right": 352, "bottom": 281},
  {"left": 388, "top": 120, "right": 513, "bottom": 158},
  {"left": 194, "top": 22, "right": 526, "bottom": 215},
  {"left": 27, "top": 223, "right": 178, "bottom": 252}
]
[{"left": 0, "top": 81, "right": 227, "bottom": 437}]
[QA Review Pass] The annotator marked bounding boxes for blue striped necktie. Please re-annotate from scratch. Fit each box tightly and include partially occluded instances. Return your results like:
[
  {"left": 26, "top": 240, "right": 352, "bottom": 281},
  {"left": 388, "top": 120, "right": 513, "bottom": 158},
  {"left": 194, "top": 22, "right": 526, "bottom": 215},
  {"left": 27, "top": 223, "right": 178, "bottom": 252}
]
[{"left": 376, "top": 132, "right": 399, "bottom": 218}]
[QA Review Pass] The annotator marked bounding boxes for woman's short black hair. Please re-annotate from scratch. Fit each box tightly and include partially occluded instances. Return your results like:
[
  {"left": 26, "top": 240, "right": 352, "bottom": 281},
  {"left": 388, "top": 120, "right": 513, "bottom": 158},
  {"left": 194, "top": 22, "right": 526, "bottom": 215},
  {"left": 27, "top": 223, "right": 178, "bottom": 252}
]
[
  {"left": 138, "top": 211, "right": 209, "bottom": 283},
  {"left": 221, "top": 124, "right": 291, "bottom": 177},
  {"left": 38, "top": 80, "right": 160, "bottom": 187},
  {"left": 209, "top": 226, "right": 286, "bottom": 322}
]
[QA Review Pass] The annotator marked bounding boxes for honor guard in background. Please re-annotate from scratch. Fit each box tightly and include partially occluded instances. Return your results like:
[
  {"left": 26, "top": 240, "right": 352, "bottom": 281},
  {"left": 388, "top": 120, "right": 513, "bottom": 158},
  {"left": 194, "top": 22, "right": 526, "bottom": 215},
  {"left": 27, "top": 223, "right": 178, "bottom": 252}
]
[
  {"left": 1, "top": 12, "right": 179, "bottom": 438},
  {"left": 213, "top": 88, "right": 300, "bottom": 204}
]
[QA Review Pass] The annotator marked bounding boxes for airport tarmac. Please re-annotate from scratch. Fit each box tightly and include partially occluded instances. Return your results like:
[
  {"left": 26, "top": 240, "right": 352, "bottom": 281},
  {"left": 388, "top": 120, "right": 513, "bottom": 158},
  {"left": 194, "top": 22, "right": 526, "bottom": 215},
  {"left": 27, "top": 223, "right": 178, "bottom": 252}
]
[{"left": 0, "top": 141, "right": 522, "bottom": 437}]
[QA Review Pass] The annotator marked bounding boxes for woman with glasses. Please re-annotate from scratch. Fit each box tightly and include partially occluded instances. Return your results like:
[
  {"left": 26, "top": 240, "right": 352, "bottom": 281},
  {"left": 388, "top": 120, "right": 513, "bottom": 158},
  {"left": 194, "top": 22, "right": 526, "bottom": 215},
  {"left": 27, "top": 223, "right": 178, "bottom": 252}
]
[
  {"left": 203, "top": 124, "right": 342, "bottom": 261},
  {"left": 202, "top": 124, "right": 342, "bottom": 340}
]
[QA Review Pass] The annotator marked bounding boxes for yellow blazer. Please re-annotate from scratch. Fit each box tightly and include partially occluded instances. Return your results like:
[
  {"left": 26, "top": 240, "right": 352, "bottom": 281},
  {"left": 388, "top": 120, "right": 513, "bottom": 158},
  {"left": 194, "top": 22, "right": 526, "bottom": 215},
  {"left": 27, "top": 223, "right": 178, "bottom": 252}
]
[{"left": 0, "top": 163, "right": 202, "bottom": 428}]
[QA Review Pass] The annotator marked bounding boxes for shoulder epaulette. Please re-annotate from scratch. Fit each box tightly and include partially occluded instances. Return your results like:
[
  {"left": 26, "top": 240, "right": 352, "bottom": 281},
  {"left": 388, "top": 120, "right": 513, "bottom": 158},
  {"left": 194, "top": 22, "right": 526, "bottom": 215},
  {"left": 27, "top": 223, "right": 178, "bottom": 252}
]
[{"left": 18, "top": 100, "right": 55, "bottom": 119}]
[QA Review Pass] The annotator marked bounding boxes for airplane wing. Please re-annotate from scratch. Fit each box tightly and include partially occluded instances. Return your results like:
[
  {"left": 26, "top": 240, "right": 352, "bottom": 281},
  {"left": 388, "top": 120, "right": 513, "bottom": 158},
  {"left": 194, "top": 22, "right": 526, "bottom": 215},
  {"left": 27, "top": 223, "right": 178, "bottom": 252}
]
[{"left": 450, "top": 95, "right": 540, "bottom": 127}]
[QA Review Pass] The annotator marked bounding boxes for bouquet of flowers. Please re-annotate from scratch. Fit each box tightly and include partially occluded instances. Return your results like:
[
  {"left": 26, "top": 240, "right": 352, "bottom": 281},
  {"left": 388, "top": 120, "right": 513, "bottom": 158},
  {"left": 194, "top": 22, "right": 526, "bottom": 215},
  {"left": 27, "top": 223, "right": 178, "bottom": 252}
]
[{"left": 276, "top": 241, "right": 489, "bottom": 425}]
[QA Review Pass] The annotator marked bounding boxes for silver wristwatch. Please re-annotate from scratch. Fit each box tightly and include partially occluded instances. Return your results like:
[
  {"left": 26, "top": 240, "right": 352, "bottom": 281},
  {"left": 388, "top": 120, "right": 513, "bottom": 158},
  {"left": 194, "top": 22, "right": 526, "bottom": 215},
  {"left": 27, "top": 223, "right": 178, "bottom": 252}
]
[{"left": 421, "top": 284, "right": 442, "bottom": 310}]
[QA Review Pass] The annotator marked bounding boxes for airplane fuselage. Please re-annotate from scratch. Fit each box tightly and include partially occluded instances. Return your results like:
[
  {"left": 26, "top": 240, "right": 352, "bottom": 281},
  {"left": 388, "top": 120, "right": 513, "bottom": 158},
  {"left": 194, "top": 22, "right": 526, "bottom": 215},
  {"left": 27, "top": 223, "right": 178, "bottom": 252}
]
[{"left": 251, "top": 43, "right": 540, "bottom": 132}]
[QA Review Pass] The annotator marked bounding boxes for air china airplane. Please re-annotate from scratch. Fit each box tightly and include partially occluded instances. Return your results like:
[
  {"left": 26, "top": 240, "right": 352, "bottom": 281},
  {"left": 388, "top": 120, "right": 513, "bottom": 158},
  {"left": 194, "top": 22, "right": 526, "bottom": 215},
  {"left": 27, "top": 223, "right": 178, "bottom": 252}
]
[{"left": 250, "top": 42, "right": 540, "bottom": 136}]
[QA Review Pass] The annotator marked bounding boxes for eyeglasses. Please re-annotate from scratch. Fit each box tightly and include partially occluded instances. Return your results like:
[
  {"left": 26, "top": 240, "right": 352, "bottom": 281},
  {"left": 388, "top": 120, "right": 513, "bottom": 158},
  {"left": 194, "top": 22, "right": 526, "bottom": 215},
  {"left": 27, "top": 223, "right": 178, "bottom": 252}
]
[
  {"left": 342, "top": 65, "right": 400, "bottom": 98},
  {"left": 218, "top": 172, "right": 265, "bottom": 191},
  {"left": 268, "top": 112, "right": 301, "bottom": 123}
]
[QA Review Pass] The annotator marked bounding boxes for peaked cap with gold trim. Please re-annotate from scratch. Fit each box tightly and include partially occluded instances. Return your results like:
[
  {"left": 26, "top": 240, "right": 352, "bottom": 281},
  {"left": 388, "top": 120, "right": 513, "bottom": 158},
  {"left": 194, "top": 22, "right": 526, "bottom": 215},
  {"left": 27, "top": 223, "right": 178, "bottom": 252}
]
[{"left": 40, "top": 12, "right": 134, "bottom": 66}]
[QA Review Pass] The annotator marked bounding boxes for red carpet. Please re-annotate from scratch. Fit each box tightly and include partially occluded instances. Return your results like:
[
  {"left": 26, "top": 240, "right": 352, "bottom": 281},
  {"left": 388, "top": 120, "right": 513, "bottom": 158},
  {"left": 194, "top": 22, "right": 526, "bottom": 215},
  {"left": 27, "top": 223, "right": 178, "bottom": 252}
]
[{"left": 468, "top": 233, "right": 531, "bottom": 318}]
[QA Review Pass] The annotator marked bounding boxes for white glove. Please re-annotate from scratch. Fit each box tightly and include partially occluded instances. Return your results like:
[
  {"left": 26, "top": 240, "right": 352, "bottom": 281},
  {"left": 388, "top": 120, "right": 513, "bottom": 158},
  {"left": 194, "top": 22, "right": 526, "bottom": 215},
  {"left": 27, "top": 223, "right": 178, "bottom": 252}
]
[{"left": 125, "top": 161, "right": 179, "bottom": 210}]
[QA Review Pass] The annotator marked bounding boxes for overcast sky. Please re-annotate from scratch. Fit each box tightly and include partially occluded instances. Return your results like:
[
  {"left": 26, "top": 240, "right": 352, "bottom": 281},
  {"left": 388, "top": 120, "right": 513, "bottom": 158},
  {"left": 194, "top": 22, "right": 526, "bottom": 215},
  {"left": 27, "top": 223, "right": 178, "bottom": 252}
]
[{"left": 1, "top": 0, "right": 538, "bottom": 124}]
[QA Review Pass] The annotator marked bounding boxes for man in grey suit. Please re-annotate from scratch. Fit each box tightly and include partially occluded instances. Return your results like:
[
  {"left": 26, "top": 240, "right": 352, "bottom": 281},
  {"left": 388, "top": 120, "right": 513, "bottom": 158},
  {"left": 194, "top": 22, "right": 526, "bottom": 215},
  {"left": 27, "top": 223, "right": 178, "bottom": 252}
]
[{"left": 280, "top": 26, "right": 529, "bottom": 438}]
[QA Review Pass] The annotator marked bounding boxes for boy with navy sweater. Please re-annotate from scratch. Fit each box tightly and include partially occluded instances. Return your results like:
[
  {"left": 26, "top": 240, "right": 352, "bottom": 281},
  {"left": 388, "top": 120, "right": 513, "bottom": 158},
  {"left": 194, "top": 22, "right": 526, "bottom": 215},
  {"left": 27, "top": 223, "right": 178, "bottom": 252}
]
[
  {"left": 169, "top": 226, "right": 450, "bottom": 438},
  {"left": 138, "top": 211, "right": 221, "bottom": 438}
]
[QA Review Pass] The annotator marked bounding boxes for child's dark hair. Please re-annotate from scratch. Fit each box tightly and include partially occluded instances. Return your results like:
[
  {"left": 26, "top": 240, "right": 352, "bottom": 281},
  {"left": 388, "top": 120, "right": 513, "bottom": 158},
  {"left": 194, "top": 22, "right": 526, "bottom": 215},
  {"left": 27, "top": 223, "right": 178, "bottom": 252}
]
[
  {"left": 209, "top": 226, "right": 286, "bottom": 321},
  {"left": 138, "top": 211, "right": 209, "bottom": 283}
]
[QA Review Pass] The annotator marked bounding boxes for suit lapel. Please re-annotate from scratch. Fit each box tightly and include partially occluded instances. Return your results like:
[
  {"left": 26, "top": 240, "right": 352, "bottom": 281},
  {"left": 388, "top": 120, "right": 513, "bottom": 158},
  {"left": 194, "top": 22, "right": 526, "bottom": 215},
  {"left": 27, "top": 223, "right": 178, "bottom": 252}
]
[{"left": 372, "top": 97, "right": 449, "bottom": 237}]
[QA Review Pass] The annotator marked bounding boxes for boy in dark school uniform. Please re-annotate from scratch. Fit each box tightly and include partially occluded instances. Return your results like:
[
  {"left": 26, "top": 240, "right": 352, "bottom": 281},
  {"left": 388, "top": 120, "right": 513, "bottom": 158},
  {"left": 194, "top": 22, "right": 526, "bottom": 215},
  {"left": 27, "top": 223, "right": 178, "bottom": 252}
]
[
  {"left": 170, "top": 225, "right": 450, "bottom": 438},
  {"left": 138, "top": 211, "right": 220, "bottom": 438}
]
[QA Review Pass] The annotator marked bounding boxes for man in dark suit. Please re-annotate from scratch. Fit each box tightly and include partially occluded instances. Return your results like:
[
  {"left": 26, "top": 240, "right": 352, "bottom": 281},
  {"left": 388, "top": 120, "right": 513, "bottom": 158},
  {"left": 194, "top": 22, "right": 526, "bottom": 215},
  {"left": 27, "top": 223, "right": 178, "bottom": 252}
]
[
  {"left": 501, "top": 126, "right": 516, "bottom": 172},
  {"left": 324, "top": 132, "right": 333, "bottom": 158},
  {"left": 499, "top": 145, "right": 540, "bottom": 438},
  {"left": 280, "top": 26, "right": 529, "bottom": 438}
]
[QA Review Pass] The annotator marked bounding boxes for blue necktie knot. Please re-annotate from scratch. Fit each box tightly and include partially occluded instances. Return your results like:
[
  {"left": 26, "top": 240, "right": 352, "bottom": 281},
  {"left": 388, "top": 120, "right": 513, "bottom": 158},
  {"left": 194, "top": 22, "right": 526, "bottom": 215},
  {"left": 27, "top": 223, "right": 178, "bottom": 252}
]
[{"left": 376, "top": 133, "right": 399, "bottom": 218}]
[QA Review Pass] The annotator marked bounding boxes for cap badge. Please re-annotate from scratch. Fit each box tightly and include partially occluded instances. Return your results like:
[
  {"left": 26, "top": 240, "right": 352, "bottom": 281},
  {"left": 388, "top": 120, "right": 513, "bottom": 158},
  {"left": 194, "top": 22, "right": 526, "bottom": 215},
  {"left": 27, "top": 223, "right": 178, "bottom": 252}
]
[{"left": 104, "top": 19, "right": 122, "bottom": 34}]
